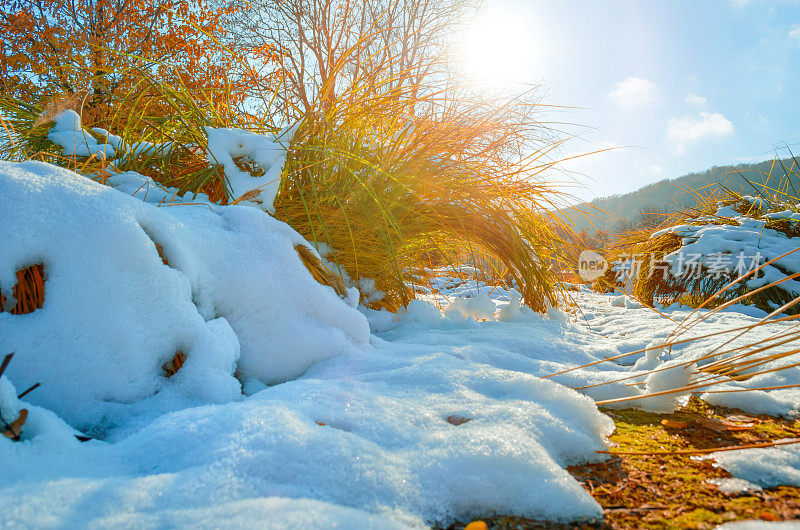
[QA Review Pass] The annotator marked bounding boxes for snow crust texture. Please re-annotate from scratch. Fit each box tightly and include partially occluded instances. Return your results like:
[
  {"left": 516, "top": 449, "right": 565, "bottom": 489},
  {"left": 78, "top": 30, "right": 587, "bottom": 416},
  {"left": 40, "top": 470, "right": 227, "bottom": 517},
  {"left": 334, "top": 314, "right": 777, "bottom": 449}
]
[
  {"left": 4, "top": 163, "right": 800, "bottom": 528},
  {"left": 0, "top": 162, "right": 615, "bottom": 528},
  {"left": 709, "top": 442, "right": 800, "bottom": 489}
]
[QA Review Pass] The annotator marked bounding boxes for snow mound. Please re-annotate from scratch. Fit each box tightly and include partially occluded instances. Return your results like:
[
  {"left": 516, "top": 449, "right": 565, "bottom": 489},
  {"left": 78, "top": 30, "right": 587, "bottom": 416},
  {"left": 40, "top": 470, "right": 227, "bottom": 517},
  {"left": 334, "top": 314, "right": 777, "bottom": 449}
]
[
  {"left": 634, "top": 361, "right": 695, "bottom": 413},
  {"left": 706, "top": 477, "right": 762, "bottom": 494},
  {"left": 0, "top": 349, "right": 613, "bottom": 527},
  {"left": 496, "top": 294, "right": 536, "bottom": 322},
  {"left": 0, "top": 161, "right": 369, "bottom": 429},
  {"left": 444, "top": 293, "right": 496, "bottom": 321},
  {"left": 0, "top": 370, "right": 78, "bottom": 446},
  {"left": 610, "top": 295, "right": 642, "bottom": 309}
]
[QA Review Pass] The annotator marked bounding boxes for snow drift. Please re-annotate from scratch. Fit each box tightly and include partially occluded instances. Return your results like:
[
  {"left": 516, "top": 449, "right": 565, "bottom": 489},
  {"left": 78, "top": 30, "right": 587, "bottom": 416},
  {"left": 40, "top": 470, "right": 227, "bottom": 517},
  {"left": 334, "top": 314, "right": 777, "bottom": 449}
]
[{"left": 0, "top": 160, "right": 369, "bottom": 428}]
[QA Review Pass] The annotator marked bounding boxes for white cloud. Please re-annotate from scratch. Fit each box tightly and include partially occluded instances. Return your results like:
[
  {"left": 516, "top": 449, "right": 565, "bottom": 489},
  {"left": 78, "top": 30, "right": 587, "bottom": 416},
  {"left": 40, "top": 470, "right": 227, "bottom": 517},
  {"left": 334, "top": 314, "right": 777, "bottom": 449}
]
[
  {"left": 667, "top": 112, "right": 734, "bottom": 153},
  {"left": 789, "top": 25, "right": 800, "bottom": 43},
  {"left": 609, "top": 77, "right": 658, "bottom": 107},
  {"left": 685, "top": 94, "right": 707, "bottom": 107}
]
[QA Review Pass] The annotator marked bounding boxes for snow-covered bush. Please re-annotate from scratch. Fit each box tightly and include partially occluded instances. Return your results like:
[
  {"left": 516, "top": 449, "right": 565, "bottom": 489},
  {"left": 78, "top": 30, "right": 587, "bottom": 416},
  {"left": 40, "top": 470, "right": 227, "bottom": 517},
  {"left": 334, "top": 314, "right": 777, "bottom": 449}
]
[
  {"left": 0, "top": 160, "right": 369, "bottom": 430},
  {"left": 597, "top": 194, "right": 800, "bottom": 314}
]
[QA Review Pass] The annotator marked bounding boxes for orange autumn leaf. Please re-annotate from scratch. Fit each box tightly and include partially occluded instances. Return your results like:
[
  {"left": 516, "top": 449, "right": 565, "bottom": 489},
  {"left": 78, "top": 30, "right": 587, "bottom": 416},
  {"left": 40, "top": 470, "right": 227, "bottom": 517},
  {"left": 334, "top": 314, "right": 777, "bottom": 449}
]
[{"left": 661, "top": 419, "right": 689, "bottom": 429}]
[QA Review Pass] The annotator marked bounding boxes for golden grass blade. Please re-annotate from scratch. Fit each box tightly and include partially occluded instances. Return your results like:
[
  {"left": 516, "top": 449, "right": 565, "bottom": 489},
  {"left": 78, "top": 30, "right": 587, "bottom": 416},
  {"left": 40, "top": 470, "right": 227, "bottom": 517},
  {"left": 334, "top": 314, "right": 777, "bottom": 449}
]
[{"left": 598, "top": 437, "right": 800, "bottom": 457}]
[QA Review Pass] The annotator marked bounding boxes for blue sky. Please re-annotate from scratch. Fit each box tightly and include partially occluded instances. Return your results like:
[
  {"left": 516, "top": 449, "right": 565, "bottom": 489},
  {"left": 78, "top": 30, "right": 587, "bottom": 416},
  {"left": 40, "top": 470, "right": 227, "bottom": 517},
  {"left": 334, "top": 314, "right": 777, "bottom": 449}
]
[{"left": 457, "top": 0, "right": 800, "bottom": 200}]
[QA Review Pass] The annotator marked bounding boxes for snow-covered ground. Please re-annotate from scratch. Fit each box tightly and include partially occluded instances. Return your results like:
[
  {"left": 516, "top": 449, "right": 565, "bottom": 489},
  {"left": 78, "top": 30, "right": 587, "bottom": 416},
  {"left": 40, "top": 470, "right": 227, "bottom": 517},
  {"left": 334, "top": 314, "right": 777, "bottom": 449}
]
[{"left": 2, "top": 161, "right": 800, "bottom": 528}]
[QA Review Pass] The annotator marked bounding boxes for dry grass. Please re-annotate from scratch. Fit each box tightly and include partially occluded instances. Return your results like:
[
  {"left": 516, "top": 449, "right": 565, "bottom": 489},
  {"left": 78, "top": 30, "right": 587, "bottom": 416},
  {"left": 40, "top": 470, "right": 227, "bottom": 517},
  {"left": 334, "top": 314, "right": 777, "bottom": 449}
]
[
  {"left": 0, "top": 264, "right": 45, "bottom": 315},
  {"left": 294, "top": 244, "right": 349, "bottom": 298},
  {"left": 274, "top": 75, "right": 573, "bottom": 310},
  {"left": 1, "top": 38, "right": 577, "bottom": 312}
]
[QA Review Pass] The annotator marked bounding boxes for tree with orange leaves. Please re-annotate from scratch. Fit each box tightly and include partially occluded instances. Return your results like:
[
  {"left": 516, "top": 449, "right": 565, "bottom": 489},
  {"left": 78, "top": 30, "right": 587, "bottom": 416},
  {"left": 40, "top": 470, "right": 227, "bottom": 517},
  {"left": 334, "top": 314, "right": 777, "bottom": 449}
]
[{"left": 0, "top": 0, "right": 276, "bottom": 127}]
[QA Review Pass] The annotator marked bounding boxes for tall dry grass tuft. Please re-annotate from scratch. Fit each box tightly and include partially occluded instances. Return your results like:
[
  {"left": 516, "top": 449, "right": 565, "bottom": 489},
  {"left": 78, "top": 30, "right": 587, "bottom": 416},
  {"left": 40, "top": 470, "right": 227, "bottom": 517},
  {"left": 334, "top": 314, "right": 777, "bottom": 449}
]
[
  {"left": 260, "top": 0, "right": 575, "bottom": 311},
  {"left": 275, "top": 93, "right": 571, "bottom": 310}
]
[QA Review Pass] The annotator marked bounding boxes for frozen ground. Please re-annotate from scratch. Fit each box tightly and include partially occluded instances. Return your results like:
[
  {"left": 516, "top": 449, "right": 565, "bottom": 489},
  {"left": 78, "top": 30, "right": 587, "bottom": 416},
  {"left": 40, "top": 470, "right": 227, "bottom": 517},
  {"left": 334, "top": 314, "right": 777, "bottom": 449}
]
[{"left": 2, "top": 162, "right": 800, "bottom": 528}]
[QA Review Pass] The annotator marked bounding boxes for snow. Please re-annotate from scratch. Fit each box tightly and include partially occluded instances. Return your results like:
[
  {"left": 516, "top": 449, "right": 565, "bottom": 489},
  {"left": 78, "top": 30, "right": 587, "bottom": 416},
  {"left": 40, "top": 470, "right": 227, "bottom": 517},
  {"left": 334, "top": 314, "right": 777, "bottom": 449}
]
[
  {"left": 701, "top": 389, "right": 800, "bottom": 418},
  {"left": 0, "top": 161, "right": 614, "bottom": 527},
  {"left": 443, "top": 293, "right": 496, "bottom": 321},
  {"left": 3, "top": 162, "right": 800, "bottom": 527},
  {"left": 46, "top": 113, "right": 291, "bottom": 211},
  {"left": 91, "top": 127, "right": 175, "bottom": 159},
  {"left": 652, "top": 199, "right": 800, "bottom": 298},
  {"left": 47, "top": 110, "right": 116, "bottom": 158},
  {"left": 706, "top": 477, "right": 763, "bottom": 494},
  {"left": 631, "top": 361, "right": 695, "bottom": 413},
  {"left": 0, "top": 160, "right": 369, "bottom": 429},
  {"left": 205, "top": 125, "right": 295, "bottom": 210},
  {"left": 77, "top": 498, "right": 414, "bottom": 530},
  {"left": 610, "top": 294, "right": 643, "bottom": 309},
  {"left": 106, "top": 171, "right": 215, "bottom": 205},
  {"left": 0, "top": 372, "right": 80, "bottom": 446},
  {"left": 496, "top": 294, "right": 537, "bottom": 322},
  {"left": 717, "top": 522, "right": 800, "bottom": 529},
  {"left": 707, "top": 441, "right": 800, "bottom": 488},
  {"left": 632, "top": 341, "right": 664, "bottom": 370},
  {"left": 0, "top": 350, "right": 612, "bottom": 527}
]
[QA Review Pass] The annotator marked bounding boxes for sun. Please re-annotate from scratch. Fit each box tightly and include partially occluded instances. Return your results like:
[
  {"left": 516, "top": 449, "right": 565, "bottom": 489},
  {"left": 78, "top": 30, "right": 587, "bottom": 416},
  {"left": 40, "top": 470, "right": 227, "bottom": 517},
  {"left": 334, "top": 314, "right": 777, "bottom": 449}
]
[{"left": 455, "top": 5, "right": 537, "bottom": 85}]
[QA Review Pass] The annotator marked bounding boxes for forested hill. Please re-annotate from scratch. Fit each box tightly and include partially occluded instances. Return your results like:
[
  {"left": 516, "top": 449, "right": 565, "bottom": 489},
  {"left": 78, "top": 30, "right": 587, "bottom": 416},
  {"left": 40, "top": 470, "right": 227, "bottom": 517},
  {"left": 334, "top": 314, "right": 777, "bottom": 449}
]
[{"left": 566, "top": 157, "right": 800, "bottom": 233}]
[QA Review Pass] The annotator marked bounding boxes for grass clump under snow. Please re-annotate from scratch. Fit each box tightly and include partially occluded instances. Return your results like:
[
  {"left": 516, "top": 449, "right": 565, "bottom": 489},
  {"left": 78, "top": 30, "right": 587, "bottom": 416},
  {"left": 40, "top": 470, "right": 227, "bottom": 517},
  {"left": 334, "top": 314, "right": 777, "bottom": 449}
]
[{"left": 594, "top": 159, "right": 800, "bottom": 316}]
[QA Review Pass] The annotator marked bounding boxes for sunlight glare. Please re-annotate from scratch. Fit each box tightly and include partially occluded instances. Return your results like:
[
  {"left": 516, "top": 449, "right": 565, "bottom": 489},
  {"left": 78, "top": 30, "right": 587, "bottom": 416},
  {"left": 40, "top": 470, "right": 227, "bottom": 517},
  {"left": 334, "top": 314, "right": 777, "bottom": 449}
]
[{"left": 457, "top": 6, "right": 537, "bottom": 85}]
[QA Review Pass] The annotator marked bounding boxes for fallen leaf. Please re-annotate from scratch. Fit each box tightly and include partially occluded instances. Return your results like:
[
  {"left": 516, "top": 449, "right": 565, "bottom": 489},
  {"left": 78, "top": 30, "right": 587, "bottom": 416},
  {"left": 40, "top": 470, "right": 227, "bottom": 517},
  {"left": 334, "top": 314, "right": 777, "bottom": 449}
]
[
  {"left": 446, "top": 415, "right": 471, "bottom": 426},
  {"left": 697, "top": 417, "right": 753, "bottom": 432},
  {"left": 725, "top": 414, "right": 759, "bottom": 424},
  {"left": 464, "top": 522, "right": 488, "bottom": 530},
  {"left": 2, "top": 408, "right": 28, "bottom": 440},
  {"left": 638, "top": 503, "right": 666, "bottom": 510},
  {"left": 661, "top": 419, "right": 689, "bottom": 429},
  {"left": 315, "top": 421, "right": 326, "bottom": 426}
]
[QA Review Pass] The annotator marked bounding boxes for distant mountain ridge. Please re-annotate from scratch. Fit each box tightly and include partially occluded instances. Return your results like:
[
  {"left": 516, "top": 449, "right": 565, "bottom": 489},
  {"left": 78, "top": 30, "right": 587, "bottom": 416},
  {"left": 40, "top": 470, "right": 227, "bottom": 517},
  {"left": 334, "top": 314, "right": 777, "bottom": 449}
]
[{"left": 566, "top": 157, "right": 800, "bottom": 233}]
